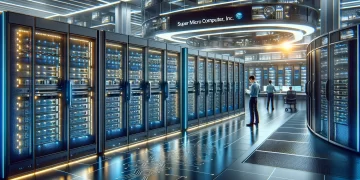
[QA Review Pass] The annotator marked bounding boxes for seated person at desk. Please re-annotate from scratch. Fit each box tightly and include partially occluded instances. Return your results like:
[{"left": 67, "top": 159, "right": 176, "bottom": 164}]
[{"left": 285, "top": 87, "right": 297, "bottom": 109}]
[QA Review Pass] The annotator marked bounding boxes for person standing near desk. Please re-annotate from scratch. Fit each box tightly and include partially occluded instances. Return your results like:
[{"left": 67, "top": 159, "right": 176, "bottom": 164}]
[
  {"left": 266, "top": 80, "right": 276, "bottom": 111},
  {"left": 247, "top": 76, "right": 260, "bottom": 126}
]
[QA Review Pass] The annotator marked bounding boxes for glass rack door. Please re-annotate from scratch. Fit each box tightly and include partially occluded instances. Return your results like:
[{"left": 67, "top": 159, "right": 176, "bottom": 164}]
[
  {"left": 269, "top": 66, "right": 276, "bottom": 86},
  {"left": 128, "top": 46, "right": 145, "bottom": 135},
  {"left": 214, "top": 60, "right": 221, "bottom": 115},
  {"left": 244, "top": 67, "right": 248, "bottom": 89},
  {"left": 234, "top": 63, "right": 239, "bottom": 110},
  {"left": 207, "top": 59, "right": 214, "bottom": 117},
  {"left": 331, "top": 43, "right": 351, "bottom": 147},
  {"left": 69, "top": 36, "right": 95, "bottom": 149},
  {"left": 285, "top": 66, "right": 292, "bottom": 86},
  {"left": 147, "top": 49, "right": 163, "bottom": 131},
  {"left": 221, "top": 61, "right": 228, "bottom": 113},
  {"left": 104, "top": 42, "right": 126, "bottom": 141},
  {"left": 228, "top": 62, "right": 234, "bottom": 111},
  {"left": 198, "top": 58, "right": 206, "bottom": 118},
  {"left": 9, "top": 26, "right": 33, "bottom": 175},
  {"left": 188, "top": 56, "right": 196, "bottom": 120},
  {"left": 34, "top": 31, "right": 66, "bottom": 156},
  {"left": 319, "top": 47, "right": 328, "bottom": 138},
  {"left": 166, "top": 52, "right": 180, "bottom": 127},
  {"left": 301, "top": 66, "right": 306, "bottom": 91},
  {"left": 255, "top": 67, "right": 262, "bottom": 87}
]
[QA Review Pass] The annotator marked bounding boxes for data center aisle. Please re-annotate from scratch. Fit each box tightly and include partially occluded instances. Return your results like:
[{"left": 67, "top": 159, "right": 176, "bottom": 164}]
[
  {"left": 19, "top": 97, "right": 329, "bottom": 180},
  {"left": 217, "top": 101, "right": 360, "bottom": 180}
]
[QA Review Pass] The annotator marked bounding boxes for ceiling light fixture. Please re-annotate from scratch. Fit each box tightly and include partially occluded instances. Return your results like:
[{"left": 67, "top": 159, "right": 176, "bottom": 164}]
[
  {"left": 46, "top": 1, "right": 121, "bottom": 18},
  {"left": 0, "top": 1, "right": 60, "bottom": 15},
  {"left": 156, "top": 23, "right": 314, "bottom": 43},
  {"left": 26, "top": 0, "right": 76, "bottom": 12}
]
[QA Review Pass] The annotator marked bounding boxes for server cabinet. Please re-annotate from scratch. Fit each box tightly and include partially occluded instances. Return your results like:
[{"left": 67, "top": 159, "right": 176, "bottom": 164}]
[
  {"left": 214, "top": 55, "right": 222, "bottom": 118},
  {"left": 255, "top": 67, "right": 262, "bottom": 88},
  {"left": 233, "top": 59, "right": 240, "bottom": 113},
  {"left": 147, "top": 40, "right": 166, "bottom": 138},
  {"left": 188, "top": 49, "right": 198, "bottom": 127},
  {"left": 277, "top": 66, "right": 284, "bottom": 86},
  {"left": 239, "top": 60, "right": 245, "bottom": 112},
  {"left": 1, "top": 12, "right": 99, "bottom": 178},
  {"left": 227, "top": 57, "right": 234, "bottom": 113},
  {"left": 68, "top": 25, "right": 98, "bottom": 160},
  {"left": 293, "top": 65, "right": 301, "bottom": 86},
  {"left": 166, "top": 45, "right": 181, "bottom": 133},
  {"left": 329, "top": 26, "right": 358, "bottom": 149},
  {"left": 263, "top": 67, "right": 269, "bottom": 88},
  {"left": 221, "top": 56, "right": 229, "bottom": 116},
  {"left": 284, "top": 66, "right": 293, "bottom": 86},
  {"left": 244, "top": 67, "right": 249, "bottom": 89},
  {"left": 198, "top": 52, "right": 207, "bottom": 124},
  {"left": 206, "top": 53, "right": 215, "bottom": 122},
  {"left": 127, "top": 37, "right": 147, "bottom": 144},
  {"left": 99, "top": 32, "right": 128, "bottom": 151},
  {"left": 300, "top": 65, "right": 307, "bottom": 91},
  {"left": 268, "top": 66, "right": 277, "bottom": 86},
  {"left": 314, "top": 35, "right": 329, "bottom": 138}
]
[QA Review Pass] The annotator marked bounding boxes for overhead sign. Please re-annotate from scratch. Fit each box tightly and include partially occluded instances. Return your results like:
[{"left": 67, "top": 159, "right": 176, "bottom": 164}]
[{"left": 169, "top": 6, "right": 252, "bottom": 31}]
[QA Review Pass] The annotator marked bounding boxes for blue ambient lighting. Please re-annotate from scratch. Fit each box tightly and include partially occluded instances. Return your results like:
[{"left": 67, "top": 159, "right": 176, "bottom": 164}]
[{"left": 1, "top": 12, "right": 6, "bottom": 179}]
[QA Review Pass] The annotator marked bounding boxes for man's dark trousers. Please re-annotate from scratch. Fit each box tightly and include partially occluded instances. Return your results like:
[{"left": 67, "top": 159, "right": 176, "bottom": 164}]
[
  {"left": 267, "top": 93, "right": 274, "bottom": 109},
  {"left": 249, "top": 97, "right": 259, "bottom": 124}
]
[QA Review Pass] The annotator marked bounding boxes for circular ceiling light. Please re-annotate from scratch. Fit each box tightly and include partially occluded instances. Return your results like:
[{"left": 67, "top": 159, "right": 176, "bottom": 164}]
[{"left": 156, "top": 23, "right": 315, "bottom": 44}]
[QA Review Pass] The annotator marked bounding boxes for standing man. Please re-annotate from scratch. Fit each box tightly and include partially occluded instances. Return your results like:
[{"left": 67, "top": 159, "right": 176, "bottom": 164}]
[
  {"left": 266, "top": 80, "right": 276, "bottom": 111},
  {"left": 247, "top": 76, "right": 260, "bottom": 126}
]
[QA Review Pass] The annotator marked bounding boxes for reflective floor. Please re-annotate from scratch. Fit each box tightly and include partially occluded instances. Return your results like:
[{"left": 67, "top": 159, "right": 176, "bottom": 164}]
[{"left": 17, "top": 97, "right": 360, "bottom": 180}]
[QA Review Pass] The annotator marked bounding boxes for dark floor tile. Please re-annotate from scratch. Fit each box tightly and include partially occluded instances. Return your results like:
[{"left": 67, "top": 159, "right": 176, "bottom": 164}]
[
  {"left": 228, "top": 162, "right": 275, "bottom": 176},
  {"left": 272, "top": 168, "right": 324, "bottom": 180},
  {"left": 215, "top": 169, "right": 270, "bottom": 180}
]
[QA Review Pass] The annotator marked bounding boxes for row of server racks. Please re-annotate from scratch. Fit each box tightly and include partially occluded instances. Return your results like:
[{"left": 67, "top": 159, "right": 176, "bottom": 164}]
[
  {"left": 0, "top": 12, "right": 245, "bottom": 179},
  {"left": 306, "top": 24, "right": 360, "bottom": 152},
  {"left": 244, "top": 65, "right": 306, "bottom": 91}
]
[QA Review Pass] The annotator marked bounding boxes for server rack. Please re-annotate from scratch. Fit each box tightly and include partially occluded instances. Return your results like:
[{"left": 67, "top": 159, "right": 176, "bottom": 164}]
[
  {"left": 284, "top": 66, "right": 293, "bottom": 86},
  {"left": 255, "top": 67, "right": 262, "bottom": 87},
  {"left": 293, "top": 65, "right": 301, "bottom": 86},
  {"left": 147, "top": 40, "right": 166, "bottom": 139},
  {"left": 268, "top": 66, "right": 277, "bottom": 86},
  {"left": 329, "top": 26, "right": 358, "bottom": 149},
  {"left": 99, "top": 32, "right": 128, "bottom": 151},
  {"left": 127, "top": 36, "right": 147, "bottom": 144},
  {"left": 244, "top": 67, "right": 249, "bottom": 89},
  {"left": 263, "top": 67, "right": 269, "bottom": 88},
  {"left": 239, "top": 59, "right": 245, "bottom": 112},
  {"left": 228, "top": 57, "right": 235, "bottom": 114},
  {"left": 206, "top": 53, "right": 216, "bottom": 122},
  {"left": 233, "top": 58, "right": 240, "bottom": 114},
  {"left": 300, "top": 65, "right": 307, "bottom": 91},
  {"left": 277, "top": 66, "right": 284, "bottom": 86},
  {"left": 198, "top": 52, "right": 207, "bottom": 124},
  {"left": 307, "top": 24, "right": 360, "bottom": 152},
  {"left": 214, "top": 54, "right": 222, "bottom": 118},
  {"left": 220, "top": 56, "right": 229, "bottom": 117},
  {"left": 166, "top": 44, "right": 181, "bottom": 133},
  {"left": 188, "top": 49, "right": 198, "bottom": 128},
  {"left": 1, "top": 12, "right": 99, "bottom": 178}
]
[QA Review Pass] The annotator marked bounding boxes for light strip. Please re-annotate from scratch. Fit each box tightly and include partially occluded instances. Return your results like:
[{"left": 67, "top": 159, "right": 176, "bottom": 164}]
[
  {"left": 68, "top": 0, "right": 96, "bottom": 7},
  {"left": 160, "top": 0, "right": 249, "bottom": 16},
  {"left": 341, "top": 0, "right": 360, "bottom": 5},
  {"left": 258, "top": 50, "right": 306, "bottom": 54},
  {"left": 11, "top": 156, "right": 97, "bottom": 180},
  {"left": 26, "top": 0, "right": 76, "bottom": 12},
  {"left": 188, "top": 29, "right": 303, "bottom": 43},
  {"left": 52, "top": 0, "right": 85, "bottom": 8},
  {"left": 156, "top": 24, "right": 314, "bottom": 43},
  {"left": 0, "top": 1, "right": 59, "bottom": 15},
  {"left": 97, "top": 0, "right": 111, "bottom": 4},
  {"left": 1, "top": 12, "right": 5, "bottom": 179},
  {"left": 131, "top": 22, "right": 142, "bottom": 26},
  {"left": 90, "top": 23, "right": 115, "bottom": 28},
  {"left": 46, "top": 1, "right": 121, "bottom": 18}
]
